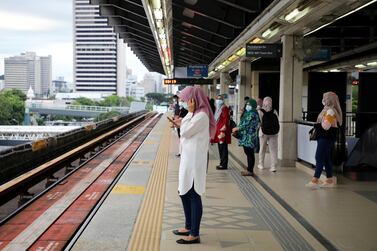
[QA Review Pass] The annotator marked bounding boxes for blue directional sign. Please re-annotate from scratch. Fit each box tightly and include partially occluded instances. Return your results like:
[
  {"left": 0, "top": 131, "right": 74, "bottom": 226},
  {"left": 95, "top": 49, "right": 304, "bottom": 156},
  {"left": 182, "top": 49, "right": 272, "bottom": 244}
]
[{"left": 187, "top": 65, "right": 208, "bottom": 78}]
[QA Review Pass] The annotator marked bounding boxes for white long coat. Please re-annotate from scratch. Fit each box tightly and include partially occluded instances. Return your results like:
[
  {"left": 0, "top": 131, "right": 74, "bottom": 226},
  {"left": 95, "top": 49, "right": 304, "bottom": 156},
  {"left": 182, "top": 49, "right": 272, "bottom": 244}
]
[{"left": 178, "top": 111, "right": 209, "bottom": 196}]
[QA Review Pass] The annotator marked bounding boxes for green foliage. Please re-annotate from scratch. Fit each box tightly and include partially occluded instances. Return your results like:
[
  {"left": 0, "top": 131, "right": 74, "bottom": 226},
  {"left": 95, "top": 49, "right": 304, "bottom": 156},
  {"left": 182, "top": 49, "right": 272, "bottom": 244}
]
[
  {"left": 100, "top": 95, "right": 121, "bottom": 107},
  {"left": 145, "top": 92, "right": 171, "bottom": 104},
  {"left": 72, "top": 97, "right": 97, "bottom": 106},
  {"left": 0, "top": 90, "right": 25, "bottom": 125},
  {"left": 3, "top": 89, "right": 27, "bottom": 101},
  {"left": 95, "top": 111, "right": 121, "bottom": 122}
]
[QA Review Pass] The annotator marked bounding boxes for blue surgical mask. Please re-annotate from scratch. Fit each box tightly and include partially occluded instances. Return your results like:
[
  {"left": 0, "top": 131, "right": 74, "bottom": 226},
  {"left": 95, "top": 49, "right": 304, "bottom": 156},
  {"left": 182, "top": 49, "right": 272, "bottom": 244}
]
[
  {"left": 216, "top": 100, "right": 223, "bottom": 106},
  {"left": 322, "top": 100, "right": 326, "bottom": 106},
  {"left": 179, "top": 101, "right": 184, "bottom": 107},
  {"left": 245, "top": 105, "right": 252, "bottom": 111}
]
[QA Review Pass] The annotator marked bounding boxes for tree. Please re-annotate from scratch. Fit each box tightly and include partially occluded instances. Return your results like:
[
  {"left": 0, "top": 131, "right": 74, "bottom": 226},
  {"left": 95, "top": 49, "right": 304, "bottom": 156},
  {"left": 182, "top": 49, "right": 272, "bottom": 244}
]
[
  {"left": 73, "top": 97, "right": 97, "bottom": 106},
  {"left": 145, "top": 92, "right": 165, "bottom": 104},
  {"left": 4, "top": 89, "right": 27, "bottom": 101},
  {"left": 100, "top": 95, "right": 121, "bottom": 107},
  {"left": 0, "top": 90, "right": 25, "bottom": 125},
  {"left": 95, "top": 111, "right": 121, "bottom": 122}
]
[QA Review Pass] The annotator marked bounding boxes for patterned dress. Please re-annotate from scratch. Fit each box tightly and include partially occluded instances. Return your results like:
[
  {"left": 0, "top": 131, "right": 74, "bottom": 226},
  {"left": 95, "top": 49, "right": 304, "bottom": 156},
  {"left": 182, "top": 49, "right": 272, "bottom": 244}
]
[{"left": 238, "top": 111, "right": 260, "bottom": 148}]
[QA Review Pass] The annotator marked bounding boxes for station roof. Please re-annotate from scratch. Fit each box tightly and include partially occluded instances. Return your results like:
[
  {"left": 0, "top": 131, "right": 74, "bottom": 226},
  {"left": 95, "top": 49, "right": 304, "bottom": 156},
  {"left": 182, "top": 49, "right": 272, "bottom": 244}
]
[{"left": 91, "top": 0, "right": 377, "bottom": 77}]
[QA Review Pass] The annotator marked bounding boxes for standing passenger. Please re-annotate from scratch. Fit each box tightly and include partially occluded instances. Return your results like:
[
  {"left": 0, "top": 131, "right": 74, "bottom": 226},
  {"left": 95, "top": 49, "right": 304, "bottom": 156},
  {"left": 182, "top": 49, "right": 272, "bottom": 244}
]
[
  {"left": 258, "top": 97, "right": 279, "bottom": 172},
  {"left": 173, "top": 86, "right": 215, "bottom": 244},
  {"left": 212, "top": 95, "right": 231, "bottom": 170},
  {"left": 232, "top": 99, "right": 260, "bottom": 176},
  {"left": 306, "top": 92, "right": 342, "bottom": 188}
]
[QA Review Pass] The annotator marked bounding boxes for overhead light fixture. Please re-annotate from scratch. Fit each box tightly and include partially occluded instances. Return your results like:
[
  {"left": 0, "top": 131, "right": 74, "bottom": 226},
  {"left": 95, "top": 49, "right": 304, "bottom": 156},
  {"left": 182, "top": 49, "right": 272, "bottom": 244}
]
[
  {"left": 261, "top": 23, "right": 280, "bottom": 39},
  {"left": 228, "top": 54, "right": 239, "bottom": 62},
  {"left": 284, "top": 7, "right": 311, "bottom": 23},
  {"left": 156, "top": 20, "right": 163, "bottom": 28},
  {"left": 355, "top": 64, "right": 366, "bottom": 68},
  {"left": 153, "top": 8, "right": 163, "bottom": 20},
  {"left": 183, "top": 8, "right": 195, "bottom": 18},
  {"left": 235, "top": 47, "right": 246, "bottom": 56},
  {"left": 329, "top": 69, "right": 340, "bottom": 72},
  {"left": 367, "top": 61, "right": 377, "bottom": 66},
  {"left": 215, "top": 64, "right": 225, "bottom": 71},
  {"left": 222, "top": 60, "right": 231, "bottom": 67},
  {"left": 250, "top": 37, "right": 264, "bottom": 44}
]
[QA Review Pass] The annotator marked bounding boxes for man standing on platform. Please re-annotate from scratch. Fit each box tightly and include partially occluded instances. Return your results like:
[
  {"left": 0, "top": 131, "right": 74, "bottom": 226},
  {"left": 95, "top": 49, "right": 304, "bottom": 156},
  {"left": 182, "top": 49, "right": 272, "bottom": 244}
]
[{"left": 211, "top": 95, "right": 231, "bottom": 170}]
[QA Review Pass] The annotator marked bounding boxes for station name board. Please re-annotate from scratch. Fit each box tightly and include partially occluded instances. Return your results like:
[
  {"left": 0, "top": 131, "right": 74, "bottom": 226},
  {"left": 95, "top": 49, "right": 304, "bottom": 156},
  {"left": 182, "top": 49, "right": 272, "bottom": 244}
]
[
  {"left": 246, "top": 43, "right": 282, "bottom": 58},
  {"left": 164, "top": 78, "right": 213, "bottom": 85}
]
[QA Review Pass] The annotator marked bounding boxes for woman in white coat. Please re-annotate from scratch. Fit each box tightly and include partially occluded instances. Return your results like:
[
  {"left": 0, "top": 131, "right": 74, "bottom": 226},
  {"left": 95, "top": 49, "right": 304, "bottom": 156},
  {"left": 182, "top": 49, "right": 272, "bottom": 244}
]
[{"left": 173, "top": 86, "right": 215, "bottom": 244}]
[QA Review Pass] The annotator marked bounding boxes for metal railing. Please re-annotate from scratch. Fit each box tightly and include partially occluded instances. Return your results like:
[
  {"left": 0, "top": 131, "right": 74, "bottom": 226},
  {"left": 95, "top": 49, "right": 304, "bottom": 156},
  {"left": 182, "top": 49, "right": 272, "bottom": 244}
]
[
  {"left": 28, "top": 103, "right": 129, "bottom": 113},
  {"left": 301, "top": 111, "right": 356, "bottom": 137}
]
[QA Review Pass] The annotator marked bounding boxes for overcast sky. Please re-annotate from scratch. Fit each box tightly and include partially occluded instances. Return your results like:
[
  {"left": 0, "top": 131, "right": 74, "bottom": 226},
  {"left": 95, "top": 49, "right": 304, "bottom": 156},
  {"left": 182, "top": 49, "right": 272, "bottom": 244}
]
[{"left": 0, "top": 0, "right": 150, "bottom": 82}]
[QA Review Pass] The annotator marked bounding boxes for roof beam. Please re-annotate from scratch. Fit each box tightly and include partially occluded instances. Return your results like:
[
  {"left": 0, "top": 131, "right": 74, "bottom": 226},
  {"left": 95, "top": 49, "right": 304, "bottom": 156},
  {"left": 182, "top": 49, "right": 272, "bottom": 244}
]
[
  {"left": 173, "top": 2, "right": 243, "bottom": 29},
  {"left": 173, "top": 18, "right": 232, "bottom": 40},
  {"left": 174, "top": 28, "right": 225, "bottom": 47},
  {"left": 180, "top": 39, "right": 220, "bottom": 54},
  {"left": 215, "top": 0, "right": 259, "bottom": 13}
]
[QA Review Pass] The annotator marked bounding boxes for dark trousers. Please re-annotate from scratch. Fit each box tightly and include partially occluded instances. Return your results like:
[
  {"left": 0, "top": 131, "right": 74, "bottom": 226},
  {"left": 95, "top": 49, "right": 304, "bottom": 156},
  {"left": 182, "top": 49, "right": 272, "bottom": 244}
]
[
  {"left": 243, "top": 146, "right": 255, "bottom": 173},
  {"left": 180, "top": 186, "right": 203, "bottom": 237},
  {"left": 177, "top": 128, "right": 181, "bottom": 138},
  {"left": 314, "top": 138, "right": 334, "bottom": 178},
  {"left": 217, "top": 143, "right": 228, "bottom": 168}
]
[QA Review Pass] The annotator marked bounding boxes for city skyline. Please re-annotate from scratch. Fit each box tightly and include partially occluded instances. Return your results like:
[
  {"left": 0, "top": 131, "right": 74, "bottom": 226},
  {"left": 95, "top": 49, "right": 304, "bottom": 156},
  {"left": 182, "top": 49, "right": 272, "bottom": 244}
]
[{"left": 0, "top": 0, "right": 150, "bottom": 83}]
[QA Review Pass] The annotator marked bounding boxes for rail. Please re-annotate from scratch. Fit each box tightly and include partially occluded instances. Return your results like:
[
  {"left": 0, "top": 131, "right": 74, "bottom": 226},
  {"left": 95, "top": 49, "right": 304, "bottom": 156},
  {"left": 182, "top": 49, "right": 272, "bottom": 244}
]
[{"left": 0, "top": 112, "right": 152, "bottom": 206}]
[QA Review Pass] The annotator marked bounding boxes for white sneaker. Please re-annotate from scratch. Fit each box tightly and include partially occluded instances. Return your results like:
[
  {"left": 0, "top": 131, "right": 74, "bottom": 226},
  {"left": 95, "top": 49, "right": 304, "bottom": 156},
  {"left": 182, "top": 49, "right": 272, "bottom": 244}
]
[
  {"left": 257, "top": 164, "right": 264, "bottom": 170},
  {"left": 320, "top": 182, "right": 336, "bottom": 188},
  {"left": 269, "top": 167, "right": 277, "bottom": 172},
  {"left": 305, "top": 181, "right": 320, "bottom": 189}
]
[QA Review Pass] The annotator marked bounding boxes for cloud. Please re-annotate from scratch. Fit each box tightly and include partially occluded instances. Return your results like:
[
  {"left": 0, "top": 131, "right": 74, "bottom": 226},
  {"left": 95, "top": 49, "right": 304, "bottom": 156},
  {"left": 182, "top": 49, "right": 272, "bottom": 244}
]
[{"left": 0, "top": 10, "right": 65, "bottom": 31}]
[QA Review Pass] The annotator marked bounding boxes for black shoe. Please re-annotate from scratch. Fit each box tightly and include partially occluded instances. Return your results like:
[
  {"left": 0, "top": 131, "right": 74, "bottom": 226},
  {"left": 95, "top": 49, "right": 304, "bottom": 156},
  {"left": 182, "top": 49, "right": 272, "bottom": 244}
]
[
  {"left": 172, "top": 229, "right": 190, "bottom": 236},
  {"left": 175, "top": 154, "right": 181, "bottom": 158},
  {"left": 176, "top": 237, "right": 200, "bottom": 244},
  {"left": 216, "top": 165, "right": 228, "bottom": 170}
]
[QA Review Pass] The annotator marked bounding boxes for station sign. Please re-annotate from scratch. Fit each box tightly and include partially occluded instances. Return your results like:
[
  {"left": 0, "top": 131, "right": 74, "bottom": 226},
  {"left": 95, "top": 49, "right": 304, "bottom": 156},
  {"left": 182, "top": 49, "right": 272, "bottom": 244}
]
[
  {"left": 246, "top": 43, "right": 282, "bottom": 58},
  {"left": 164, "top": 78, "right": 213, "bottom": 85},
  {"left": 187, "top": 65, "right": 208, "bottom": 78},
  {"left": 305, "top": 48, "right": 331, "bottom": 62}
]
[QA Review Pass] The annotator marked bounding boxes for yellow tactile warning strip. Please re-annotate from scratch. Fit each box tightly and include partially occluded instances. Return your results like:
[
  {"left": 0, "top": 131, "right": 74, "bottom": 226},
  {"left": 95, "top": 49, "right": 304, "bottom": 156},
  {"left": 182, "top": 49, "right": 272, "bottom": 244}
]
[
  {"left": 127, "top": 124, "right": 171, "bottom": 251},
  {"left": 111, "top": 184, "right": 145, "bottom": 195}
]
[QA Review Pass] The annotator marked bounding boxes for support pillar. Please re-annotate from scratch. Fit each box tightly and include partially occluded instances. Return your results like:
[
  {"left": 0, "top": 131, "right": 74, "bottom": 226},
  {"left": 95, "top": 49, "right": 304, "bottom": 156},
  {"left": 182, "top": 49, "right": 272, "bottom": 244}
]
[
  {"left": 210, "top": 79, "right": 217, "bottom": 99},
  {"left": 278, "top": 35, "right": 303, "bottom": 167},
  {"left": 220, "top": 72, "right": 229, "bottom": 96},
  {"left": 251, "top": 71, "right": 259, "bottom": 100},
  {"left": 237, "top": 60, "right": 252, "bottom": 122}
]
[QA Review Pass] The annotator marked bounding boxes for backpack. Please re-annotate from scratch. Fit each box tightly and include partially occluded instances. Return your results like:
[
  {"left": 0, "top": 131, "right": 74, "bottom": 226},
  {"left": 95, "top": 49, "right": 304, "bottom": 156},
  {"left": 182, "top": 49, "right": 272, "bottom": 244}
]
[{"left": 261, "top": 109, "right": 280, "bottom": 135}]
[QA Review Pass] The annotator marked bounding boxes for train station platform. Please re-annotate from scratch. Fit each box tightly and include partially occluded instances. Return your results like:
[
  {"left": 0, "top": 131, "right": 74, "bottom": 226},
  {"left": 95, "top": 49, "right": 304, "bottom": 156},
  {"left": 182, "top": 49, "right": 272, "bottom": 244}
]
[{"left": 68, "top": 114, "right": 377, "bottom": 251}]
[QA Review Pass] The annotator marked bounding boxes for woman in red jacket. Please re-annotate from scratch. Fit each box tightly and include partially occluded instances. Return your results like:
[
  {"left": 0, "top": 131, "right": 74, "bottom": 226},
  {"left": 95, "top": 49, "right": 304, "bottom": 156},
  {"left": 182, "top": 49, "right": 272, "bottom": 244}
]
[{"left": 211, "top": 95, "right": 231, "bottom": 170}]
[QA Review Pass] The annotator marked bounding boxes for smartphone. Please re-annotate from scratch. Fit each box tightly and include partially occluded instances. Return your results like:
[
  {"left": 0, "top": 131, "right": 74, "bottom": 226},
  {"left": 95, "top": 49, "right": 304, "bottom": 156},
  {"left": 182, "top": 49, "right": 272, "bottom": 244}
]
[{"left": 167, "top": 116, "right": 178, "bottom": 126}]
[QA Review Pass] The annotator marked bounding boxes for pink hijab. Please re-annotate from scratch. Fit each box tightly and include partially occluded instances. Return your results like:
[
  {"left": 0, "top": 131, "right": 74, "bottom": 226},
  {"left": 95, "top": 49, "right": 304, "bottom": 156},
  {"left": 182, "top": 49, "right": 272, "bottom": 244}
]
[{"left": 178, "top": 86, "right": 216, "bottom": 139}]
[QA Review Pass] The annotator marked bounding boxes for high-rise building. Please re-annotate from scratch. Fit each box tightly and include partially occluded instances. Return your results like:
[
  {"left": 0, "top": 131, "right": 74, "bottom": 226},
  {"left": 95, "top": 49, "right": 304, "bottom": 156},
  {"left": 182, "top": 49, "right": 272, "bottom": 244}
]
[
  {"left": 0, "top": 75, "right": 4, "bottom": 90},
  {"left": 73, "top": 0, "right": 125, "bottom": 96},
  {"left": 4, "top": 52, "right": 52, "bottom": 96}
]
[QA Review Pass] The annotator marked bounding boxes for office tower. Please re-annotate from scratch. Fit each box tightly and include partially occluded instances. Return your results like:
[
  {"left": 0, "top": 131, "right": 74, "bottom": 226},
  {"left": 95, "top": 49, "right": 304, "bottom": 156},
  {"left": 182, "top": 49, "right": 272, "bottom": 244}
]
[
  {"left": 4, "top": 52, "right": 52, "bottom": 96},
  {"left": 73, "top": 0, "right": 125, "bottom": 96}
]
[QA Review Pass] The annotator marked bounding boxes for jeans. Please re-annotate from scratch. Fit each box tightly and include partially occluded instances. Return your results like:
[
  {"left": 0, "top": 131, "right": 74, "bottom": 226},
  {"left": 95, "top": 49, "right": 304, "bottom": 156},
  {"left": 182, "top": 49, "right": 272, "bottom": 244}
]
[
  {"left": 180, "top": 186, "right": 203, "bottom": 237},
  {"left": 243, "top": 146, "right": 255, "bottom": 173},
  {"left": 314, "top": 138, "right": 334, "bottom": 178},
  {"left": 218, "top": 143, "right": 228, "bottom": 168}
]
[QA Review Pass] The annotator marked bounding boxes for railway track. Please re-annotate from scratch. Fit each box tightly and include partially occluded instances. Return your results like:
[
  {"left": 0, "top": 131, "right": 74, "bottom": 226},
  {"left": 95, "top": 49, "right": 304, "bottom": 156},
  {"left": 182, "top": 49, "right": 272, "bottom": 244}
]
[{"left": 0, "top": 112, "right": 161, "bottom": 250}]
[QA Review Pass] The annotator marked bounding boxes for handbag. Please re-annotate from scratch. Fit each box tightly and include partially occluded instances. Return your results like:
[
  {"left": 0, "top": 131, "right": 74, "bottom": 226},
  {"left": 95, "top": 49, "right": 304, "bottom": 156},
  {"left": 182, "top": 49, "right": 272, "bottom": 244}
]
[
  {"left": 230, "top": 119, "right": 239, "bottom": 139},
  {"left": 309, "top": 123, "right": 320, "bottom": 141}
]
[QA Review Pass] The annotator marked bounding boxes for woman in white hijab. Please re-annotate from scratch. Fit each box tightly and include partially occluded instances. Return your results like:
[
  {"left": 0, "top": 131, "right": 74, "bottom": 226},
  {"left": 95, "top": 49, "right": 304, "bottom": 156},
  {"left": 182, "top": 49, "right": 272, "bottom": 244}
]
[
  {"left": 258, "top": 97, "right": 279, "bottom": 172},
  {"left": 306, "top": 92, "right": 343, "bottom": 188}
]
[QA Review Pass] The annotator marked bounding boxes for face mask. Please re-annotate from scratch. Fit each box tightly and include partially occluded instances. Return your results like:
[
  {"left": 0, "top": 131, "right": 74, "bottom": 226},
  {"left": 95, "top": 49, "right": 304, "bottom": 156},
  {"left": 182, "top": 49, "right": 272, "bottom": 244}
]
[
  {"left": 322, "top": 100, "right": 326, "bottom": 106},
  {"left": 178, "top": 101, "right": 183, "bottom": 107},
  {"left": 216, "top": 100, "right": 223, "bottom": 106},
  {"left": 245, "top": 105, "right": 252, "bottom": 111},
  {"left": 181, "top": 102, "right": 188, "bottom": 110}
]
